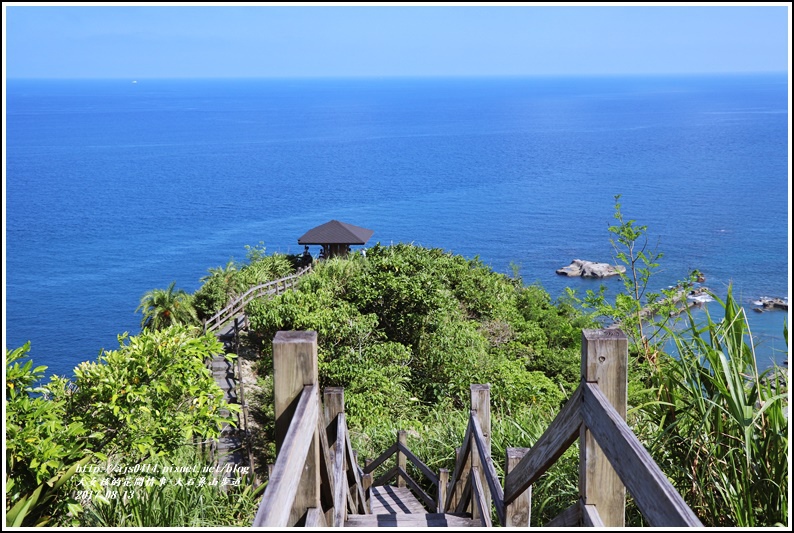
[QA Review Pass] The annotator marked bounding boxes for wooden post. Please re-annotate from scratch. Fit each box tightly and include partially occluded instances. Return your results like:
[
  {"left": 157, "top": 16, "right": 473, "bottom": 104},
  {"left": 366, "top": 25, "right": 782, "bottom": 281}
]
[
  {"left": 437, "top": 468, "right": 449, "bottom": 513},
  {"left": 273, "top": 330, "right": 320, "bottom": 526},
  {"left": 323, "top": 387, "right": 345, "bottom": 449},
  {"left": 351, "top": 450, "right": 360, "bottom": 512},
  {"left": 363, "top": 458, "right": 373, "bottom": 513},
  {"left": 579, "top": 329, "right": 628, "bottom": 527},
  {"left": 505, "top": 448, "right": 531, "bottom": 526},
  {"left": 323, "top": 387, "right": 344, "bottom": 524},
  {"left": 362, "top": 472, "right": 372, "bottom": 513},
  {"left": 470, "top": 384, "right": 491, "bottom": 520},
  {"left": 448, "top": 446, "right": 465, "bottom": 512},
  {"left": 397, "top": 431, "right": 407, "bottom": 488}
]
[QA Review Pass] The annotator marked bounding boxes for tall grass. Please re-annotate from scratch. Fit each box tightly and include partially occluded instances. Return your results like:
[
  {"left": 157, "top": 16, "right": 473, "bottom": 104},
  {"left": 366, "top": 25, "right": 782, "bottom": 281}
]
[
  {"left": 80, "top": 445, "right": 263, "bottom": 527},
  {"left": 648, "top": 287, "right": 788, "bottom": 527}
]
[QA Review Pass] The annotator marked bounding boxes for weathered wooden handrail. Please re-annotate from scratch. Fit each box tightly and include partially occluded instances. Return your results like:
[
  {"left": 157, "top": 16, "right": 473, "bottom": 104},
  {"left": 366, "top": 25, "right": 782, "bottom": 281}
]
[
  {"left": 444, "top": 411, "right": 474, "bottom": 512},
  {"left": 470, "top": 466, "right": 492, "bottom": 527},
  {"left": 470, "top": 413, "right": 504, "bottom": 526},
  {"left": 396, "top": 441, "right": 438, "bottom": 487},
  {"left": 341, "top": 416, "right": 367, "bottom": 515},
  {"left": 253, "top": 383, "right": 319, "bottom": 527},
  {"left": 323, "top": 387, "right": 368, "bottom": 524},
  {"left": 444, "top": 384, "right": 493, "bottom": 521},
  {"left": 204, "top": 265, "right": 311, "bottom": 333},
  {"left": 254, "top": 331, "right": 321, "bottom": 527},
  {"left": 362, "top": 443, "right": 398, "bottom": 475},
  {"left": 502, "top": 385, "right": 583, "bottom": 503},
  {"left": 442, "top": 330, "right": 701, "bottom": 528},
  {"left": 581, "top": 382, "right": 702, "bottom": 527},
  {"left": 255, "top": 331, "right": 368, "bottom": 527},
  {"left": 500, "top": 329, "right": 703, "bottom": 527}
]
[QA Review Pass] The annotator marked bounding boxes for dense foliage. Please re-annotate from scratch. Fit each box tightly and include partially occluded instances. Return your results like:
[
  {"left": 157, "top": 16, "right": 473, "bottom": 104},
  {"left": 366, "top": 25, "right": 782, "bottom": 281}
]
[
  {"left": 246, "top": 243, "right": 594, "bottom": 427},
  {"left": 6, "top": 343, "right": 92, "bottom": 526},
  {"left": 5, "top": 326, "right": 239, "bottom": 526},
  {"left": 240, "top": 238, "right": 787, "bottom": 526},
  {"left": 645, "top": 290, "right": 788, "bottom": 527},
  {"left": 64, "top": 326, "right": 237, "bottom": 457}
]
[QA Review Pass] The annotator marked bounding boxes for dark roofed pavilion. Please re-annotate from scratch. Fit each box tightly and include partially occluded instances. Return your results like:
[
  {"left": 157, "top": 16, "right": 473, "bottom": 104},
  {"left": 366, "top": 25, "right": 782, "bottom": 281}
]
[{"left": 298, "top": 220, "right": 374, "bottom": 259}]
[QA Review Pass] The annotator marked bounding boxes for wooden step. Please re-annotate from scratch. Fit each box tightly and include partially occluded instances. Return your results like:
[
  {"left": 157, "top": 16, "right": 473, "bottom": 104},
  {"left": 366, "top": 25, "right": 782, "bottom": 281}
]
[
  {"left": 344, "top": 513, "right": 482, "bottom": 527},
  {"left": 211, "top": 359, "right": 234, "bottom": 373},
  {"left": 369, "top": 486, "right": 426, "bottom": 514}
]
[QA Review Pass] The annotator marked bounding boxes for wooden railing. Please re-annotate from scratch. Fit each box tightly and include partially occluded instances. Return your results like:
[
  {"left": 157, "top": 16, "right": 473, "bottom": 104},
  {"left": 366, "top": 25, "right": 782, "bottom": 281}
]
[
  {"left": 362, "top": 430, "right": 445, "bottom": 513},
  {"left": 252, "top": 329, "right": 704, "bottom": 527},
  {"left": 440, "top": 329, "right": 703, "bottom": 527},
  {"left": 204, "top": 265, "right": 312, "bottom": 334},
  {"left": 253, "top": 332, "right": 367, "bottom": 527}
]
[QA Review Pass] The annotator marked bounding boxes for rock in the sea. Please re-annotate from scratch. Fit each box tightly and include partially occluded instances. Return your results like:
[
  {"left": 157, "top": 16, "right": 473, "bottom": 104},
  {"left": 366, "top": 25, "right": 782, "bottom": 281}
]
[
  {"left": 754, "top": 297, "right": 788, "bottom": 312},
  {"left": 556, "top": 259, "right": 626, "bottom": 278}
]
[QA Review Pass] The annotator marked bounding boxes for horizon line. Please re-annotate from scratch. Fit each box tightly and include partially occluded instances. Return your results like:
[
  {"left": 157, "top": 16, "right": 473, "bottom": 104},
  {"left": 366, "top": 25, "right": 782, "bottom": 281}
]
[{"left": 5, "top": 70, "right": 790, "bottom": 82}]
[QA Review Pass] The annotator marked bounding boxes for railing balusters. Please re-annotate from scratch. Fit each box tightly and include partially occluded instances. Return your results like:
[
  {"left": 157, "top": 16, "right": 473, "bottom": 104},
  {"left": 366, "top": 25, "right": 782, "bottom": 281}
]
[{"left": 205, "top": 265, "right": 311, "bottom": 333}]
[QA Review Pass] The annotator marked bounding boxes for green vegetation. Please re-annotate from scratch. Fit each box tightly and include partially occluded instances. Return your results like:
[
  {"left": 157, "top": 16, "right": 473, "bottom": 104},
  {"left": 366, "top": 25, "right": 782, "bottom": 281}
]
[
  {"left": 5, "top": 327, "right": 239, "bottom": 526},
  {"left": 5, "top": 202, "right": 787, "bottom": 527},
  {"left": 65, "top": 326, "right": 238, "bottom": 457},
  {"left": 574, "top": 194, "right": 698, "bottom": 367},
  {"left": 646, "top": 289, "right": 788, "bottom": 527},
  {"left": 81, "top": 446, "right": 262, "bottom": 527},
  {"left": 192, "top": 243, "right": 296, "bottom": 322},
  {"left": 245, "top": 244, "right": 591, "bottom": 427},
  {"left": 136, "top": 281, "right": 198, "bottom": 331},
  {"left": 5, "top": 343, "right": 92, "bottom": 526}
]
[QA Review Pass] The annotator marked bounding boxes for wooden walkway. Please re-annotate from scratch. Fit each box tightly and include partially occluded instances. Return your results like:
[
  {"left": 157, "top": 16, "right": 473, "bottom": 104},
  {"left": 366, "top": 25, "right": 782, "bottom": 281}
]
[
  {"left": 203, "top": 268, "right": 313, "bottom": 475},
  {"left": 209, "top": 350, "right": 245, "bottom": 471},
  {"left": 345, "top": 487, "right": 480, "bottom": 527}
]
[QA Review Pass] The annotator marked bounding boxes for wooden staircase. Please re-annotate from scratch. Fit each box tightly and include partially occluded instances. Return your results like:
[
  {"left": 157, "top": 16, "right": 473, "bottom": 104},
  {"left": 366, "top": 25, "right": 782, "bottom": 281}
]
[
  {"left": 344, "top": 486, "right": 480, "bottom": 527},
  {"left": 252, "top": 329, "right": 704, "bottom": 528},
  {"left": 208, "top": 353, "right": 245, "bottom": 470}
]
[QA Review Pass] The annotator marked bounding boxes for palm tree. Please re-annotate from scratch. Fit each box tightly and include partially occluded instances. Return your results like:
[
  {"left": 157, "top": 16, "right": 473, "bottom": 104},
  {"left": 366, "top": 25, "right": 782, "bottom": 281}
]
[
  {"left": 136, "top": 281, "right": 199, "bottom": 331},
  {"left": 201, "top": 260, "right": 242, "bottom": 302}
]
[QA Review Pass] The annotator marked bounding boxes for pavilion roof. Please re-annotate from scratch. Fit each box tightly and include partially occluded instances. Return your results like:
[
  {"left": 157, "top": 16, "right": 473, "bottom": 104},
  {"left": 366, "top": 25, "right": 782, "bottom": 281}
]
[{"left": 297, "top": 220, "right": 374, "bottom": 245}]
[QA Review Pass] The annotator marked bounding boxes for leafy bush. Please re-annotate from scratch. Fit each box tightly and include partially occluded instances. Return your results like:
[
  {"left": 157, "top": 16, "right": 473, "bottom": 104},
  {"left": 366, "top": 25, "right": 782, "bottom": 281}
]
[
  {"left": 246, "top": 243, "right": 589, "bottom": 425},
  {"left": 66, "top": 326, "right": 239, "bottom": 459},
  {"left": 5, "top": 343, "right": 93, "bottom": 526}
]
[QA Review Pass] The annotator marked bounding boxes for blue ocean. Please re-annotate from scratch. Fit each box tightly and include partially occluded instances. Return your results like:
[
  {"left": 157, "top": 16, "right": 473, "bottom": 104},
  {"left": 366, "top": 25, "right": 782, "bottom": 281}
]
[{"left": 5, "top": 74, "right": 790, "bottom": 378}]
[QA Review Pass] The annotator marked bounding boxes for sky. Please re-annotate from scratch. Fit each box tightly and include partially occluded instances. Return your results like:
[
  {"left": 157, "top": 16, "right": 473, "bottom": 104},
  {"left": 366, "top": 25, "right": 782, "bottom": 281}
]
[{"left": 2, "top": 2, "right": 791, "bottom": 79}]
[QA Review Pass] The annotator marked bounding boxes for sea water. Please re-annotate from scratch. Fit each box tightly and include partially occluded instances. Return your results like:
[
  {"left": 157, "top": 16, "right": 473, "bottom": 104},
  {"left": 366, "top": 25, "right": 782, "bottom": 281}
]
[{"left": 5, "top": 74, "right": 790, "bottom": 378}]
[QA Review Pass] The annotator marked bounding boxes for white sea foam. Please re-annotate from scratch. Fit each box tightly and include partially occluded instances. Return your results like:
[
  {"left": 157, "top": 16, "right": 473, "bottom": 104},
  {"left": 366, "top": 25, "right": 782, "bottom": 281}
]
[{"left": 687, "top": 293, "right": 715, "bottom": 304}]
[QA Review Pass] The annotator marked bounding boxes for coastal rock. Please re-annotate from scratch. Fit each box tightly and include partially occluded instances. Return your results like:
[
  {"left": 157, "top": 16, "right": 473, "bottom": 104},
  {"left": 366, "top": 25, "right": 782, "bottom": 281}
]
[
  {"left": 556, "top": 259, "right": 626, "bottom": 278},
  {"left": 753, "top": 297, "right": 788, "bottom": 312}
]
